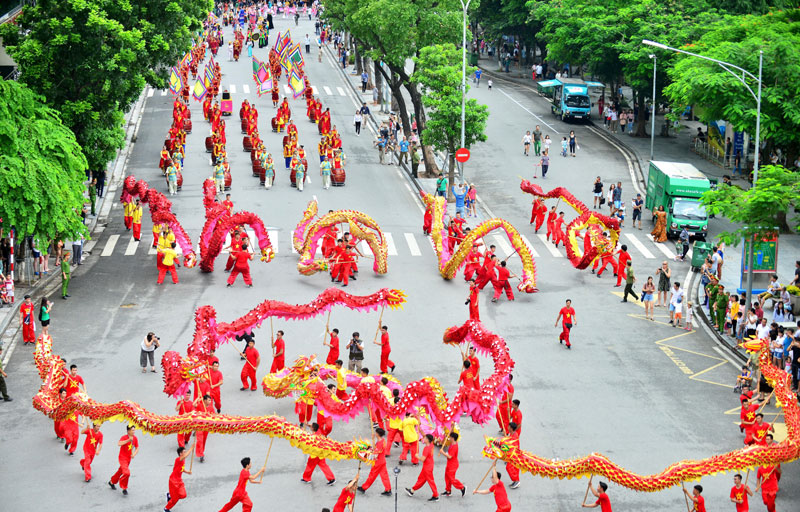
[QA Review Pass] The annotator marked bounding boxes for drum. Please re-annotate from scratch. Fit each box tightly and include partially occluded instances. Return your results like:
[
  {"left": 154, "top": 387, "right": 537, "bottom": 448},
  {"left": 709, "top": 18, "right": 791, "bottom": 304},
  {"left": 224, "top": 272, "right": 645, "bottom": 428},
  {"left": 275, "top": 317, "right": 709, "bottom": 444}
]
[
  {"left": 176, "top": 170, "right": 184, "bottom": 191},
  {"left": 243, "top": 136, "right": 252, "bottom": 152},
  {"left": 224, "top": 170, "right": 232, "bottom": 190},
  {"left": 205, "top": 136, "right": 213, "bottom": 153},
  {"left": 332, "top": 167, "right": 346, "bottom": 187}
]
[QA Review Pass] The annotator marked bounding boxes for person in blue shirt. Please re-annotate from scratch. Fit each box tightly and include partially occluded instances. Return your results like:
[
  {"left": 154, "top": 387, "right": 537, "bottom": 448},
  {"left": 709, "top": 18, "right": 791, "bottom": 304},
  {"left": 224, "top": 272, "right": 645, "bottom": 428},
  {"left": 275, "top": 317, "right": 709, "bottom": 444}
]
[
  {"left": 452, "top": 183, "right": 467, "bottom": 215},
  {"left": 399, "top": 137, "right": 410, "bottom": 165},
  {"left": 474, "top": 69, "right": 482, "bottom": 87}
]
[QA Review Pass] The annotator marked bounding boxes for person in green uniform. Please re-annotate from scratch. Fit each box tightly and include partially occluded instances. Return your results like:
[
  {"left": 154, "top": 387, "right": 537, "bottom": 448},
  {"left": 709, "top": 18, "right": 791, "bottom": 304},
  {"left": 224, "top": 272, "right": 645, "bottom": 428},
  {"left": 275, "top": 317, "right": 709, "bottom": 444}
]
[
  {"left": 706, "top": 279, "right": 719, "bottom": 315},
  {"left": 88, "top": 179, "right": 97, "bottom": 216},
  {"left": 715, "top": 285, "right": 728, "bottom": 333},
  {"left": 411, "top": 144, "right": 420, "bottom": 177},
  {"left": 61, "top": 253, "right": 71, "bottom": 300}
]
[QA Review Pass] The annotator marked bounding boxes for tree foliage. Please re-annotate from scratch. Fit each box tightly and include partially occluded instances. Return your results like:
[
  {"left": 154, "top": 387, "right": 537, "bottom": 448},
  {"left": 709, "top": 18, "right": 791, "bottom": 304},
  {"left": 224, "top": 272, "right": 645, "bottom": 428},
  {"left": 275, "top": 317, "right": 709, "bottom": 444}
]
[
  {"left": 0, "top": 79, "right": 88, "bottom": 243},
  {"left": 1, "top": 0, "right": 210, "bottom": 171},
  {"left": 413, "top": 44, "right": 489, "bottom": 194},
  {"left": 663, "top": 9, "right": 800, "bottom": 164},
  {"left": 701, "top": 165, "right": 800, "bottom": 241}
]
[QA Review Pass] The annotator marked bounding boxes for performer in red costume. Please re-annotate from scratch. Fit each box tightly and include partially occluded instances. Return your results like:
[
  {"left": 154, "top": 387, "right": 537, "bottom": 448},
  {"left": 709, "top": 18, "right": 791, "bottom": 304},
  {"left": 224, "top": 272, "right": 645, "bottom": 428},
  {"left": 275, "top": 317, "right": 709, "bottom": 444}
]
[
  {"left": 324, "top": 327, "right": 340, "bottom": 365},
  {"left": 227, "top": 240, "right": 254, "bottom": 287},
  {"left": 440, "top": 432, "right": 466, "bottom": 496},
  {"left": 463, "top": 244, "right": 482, "bottom": 281},
  {"left": 551, "top": 212, "right": 566, "bottom": 248},
  {"left": 79, "top": 422, "right": 103, "bottom": 482},
  {"left": 405, "top": 434, "right": 439, "bottom": 501},
  {"left": 473, "top": 463, "right": 512, "bottom": 511},
  {"left": 209, "top": 361, "right": 224, "bottom": 412},
  {"left": 271, "top": 330, "right": 286, "bottom": 372},
  {"left": 165, "top": 441, "right": 194, "bottom": 511},
  {"left": 496, "top": 374, "right": 514, "bottom": 434},
  {"left": 491, "top": 261, "right": 516, "bottom": 302},
  {"left": 530, "top": 198, "right": 547, "bottom": 233},
  {"left": 554, "top": 299, "right": 576, "bottom": 349},
  {"left": 757, "top": 464, "right": 780, "bottom": 512},
  {"left": 193, "top": 394, "right": 214, "bottom": 463},
  {"left": 615, "top": 244, "right": 632, "bottom": 287},
  {"left": 358, "top": 427, "right": 392, "bottom": 496},
  {"left": 301, "top": 423, "right": 336, "bottom": 484},
  {"left": 545, "top": 206, "right": 557, "bottom": 241},
  {"left": 218, "top": 457, "right": 265, "bottom": 512},
  {"left": 240, "top": 338, "right": 260, "bottom": 391},
  {"left": 505, "top": 422, "right": 521, "bottom": 488},
  {"left": 333, "top": 474, "right": 360, "bottom": 512},
  {"left": 175, "top": 389, "right": 194, "bottom": 447},
  {"left": 375, "top": 325, "right": 395, "bottom": 373},
  {"left": 108, "top": 425, "right": 139, "bottom": 495},
  {"left": 467, "top": 279, "right": 481, "bottom": 321},
  {"left": 19, "top": 295, "right": 35, "bottom": 344}
]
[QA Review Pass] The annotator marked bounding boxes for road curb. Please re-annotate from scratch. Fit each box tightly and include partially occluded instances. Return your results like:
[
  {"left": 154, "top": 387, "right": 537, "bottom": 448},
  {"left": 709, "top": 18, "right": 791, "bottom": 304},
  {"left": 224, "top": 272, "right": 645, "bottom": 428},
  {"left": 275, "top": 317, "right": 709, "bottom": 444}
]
[{"left": 692, "top": 278, "right": 748, "bottom": 364}]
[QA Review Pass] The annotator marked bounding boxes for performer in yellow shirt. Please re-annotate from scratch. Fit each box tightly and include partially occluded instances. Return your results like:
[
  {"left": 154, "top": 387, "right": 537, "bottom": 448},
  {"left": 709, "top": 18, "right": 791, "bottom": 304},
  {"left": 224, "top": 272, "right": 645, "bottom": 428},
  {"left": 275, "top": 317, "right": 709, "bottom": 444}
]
[
  {"left": 131, "top": 200, "right": 143, "bottom": 241},
  {"left": 157, "top": 241, "right": 180, "bottom": 284},
  {"left": 123, "top": 199, "right": 134, "bottom": 230}
]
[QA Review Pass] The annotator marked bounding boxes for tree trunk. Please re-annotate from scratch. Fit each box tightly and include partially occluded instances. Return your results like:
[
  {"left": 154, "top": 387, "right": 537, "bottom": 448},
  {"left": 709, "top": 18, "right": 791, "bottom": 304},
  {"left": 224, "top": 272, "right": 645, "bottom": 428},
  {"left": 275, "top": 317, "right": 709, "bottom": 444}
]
[
  {"left": 404, "top": 79, "right": 437, "bottom": 177},
  {"left": 355, "top": 45, "right": 363, "bottom": 75},
  {"left": 391, "top": 72, "right": 400, "bottom": 113},
  {"left": 375, "top": 64, "right": 411, "bottom": 136},
  {"left": 634, "top": 91, "right": 648, "bottom": 138},
  {"left": 448, "top": 153, "right": 456, "bottom": 201},
  {"left": 373, "top": 60, "right": 383, "bottom": 106}
]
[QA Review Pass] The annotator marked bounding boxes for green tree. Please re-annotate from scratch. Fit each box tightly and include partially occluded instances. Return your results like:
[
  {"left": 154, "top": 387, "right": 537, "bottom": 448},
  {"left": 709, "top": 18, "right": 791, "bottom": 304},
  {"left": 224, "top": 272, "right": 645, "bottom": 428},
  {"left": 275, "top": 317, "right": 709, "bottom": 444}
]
[
  {"left": 0, "top": 79, "right": 89, "bottom": 244},
  {"left": 1, "top": 0, "right": 210, "bottom": 171},
  {"left": 663, "top": 9, "right": 800, "bottom": 166},
  {"left": 413, "top": 44, "right": 488, "bottom": 197}
]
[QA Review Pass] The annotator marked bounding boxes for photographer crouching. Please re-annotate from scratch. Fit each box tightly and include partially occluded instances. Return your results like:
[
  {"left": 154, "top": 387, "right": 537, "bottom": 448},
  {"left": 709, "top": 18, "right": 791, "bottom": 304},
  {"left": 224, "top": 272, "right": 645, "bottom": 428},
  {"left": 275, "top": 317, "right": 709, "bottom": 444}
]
[{"left": 140, "top": 332, "right": 161, "bottom": 373}]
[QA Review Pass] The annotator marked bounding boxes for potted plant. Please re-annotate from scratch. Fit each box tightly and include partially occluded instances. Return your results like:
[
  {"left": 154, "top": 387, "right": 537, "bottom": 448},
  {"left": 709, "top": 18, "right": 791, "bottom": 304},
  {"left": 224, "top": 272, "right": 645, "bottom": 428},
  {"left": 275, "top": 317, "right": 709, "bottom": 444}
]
[{"left": 787, "top": 285, "right": 800, "bottom": 313}]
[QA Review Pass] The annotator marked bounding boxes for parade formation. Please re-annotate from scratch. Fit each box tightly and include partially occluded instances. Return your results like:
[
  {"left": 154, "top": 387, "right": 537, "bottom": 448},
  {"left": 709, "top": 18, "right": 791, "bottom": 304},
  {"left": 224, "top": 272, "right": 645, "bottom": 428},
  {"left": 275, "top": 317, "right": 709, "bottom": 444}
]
[{"left": 2, "top": 1, "right": 798, "bottom": 512}]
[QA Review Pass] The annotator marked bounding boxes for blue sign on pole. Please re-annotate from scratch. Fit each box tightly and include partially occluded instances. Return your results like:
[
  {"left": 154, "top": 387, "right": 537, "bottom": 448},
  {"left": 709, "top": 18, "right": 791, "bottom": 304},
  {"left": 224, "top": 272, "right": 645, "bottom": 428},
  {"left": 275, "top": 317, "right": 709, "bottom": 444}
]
[{"left": 733, "top": 131, "right": 744, "bottom": 153}]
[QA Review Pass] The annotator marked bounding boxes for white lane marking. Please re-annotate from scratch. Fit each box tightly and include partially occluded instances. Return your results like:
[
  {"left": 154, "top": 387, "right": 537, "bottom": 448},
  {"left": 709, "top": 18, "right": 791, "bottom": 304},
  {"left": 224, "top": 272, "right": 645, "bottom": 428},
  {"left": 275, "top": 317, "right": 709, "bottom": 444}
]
[
  {"left": 230, "top": 84, "right": 237, "bottom": 94},
  {"left": 269, "top": 230, "right": 279, "bottom": 253},
  {"left": 384, "top": 232, "right": 398, "bottom": 256},
  {"left": 160, "top": 90, "right": 168, "bottom": 96},
  {"left": 358, "top": 240, "right": 370, "bottom": 255},
  {"left": 404, "top": 183, "right": 424, "bottom": 214},
  {"left": 284, "top": 84, "right": 292, "bottom": 95},
  {"left": 312, "top": 86, "right": 318, "bottom": 94},
  {"left": 497, "top": 87, "right": 559, "bottom": 134},
  {"left": 536, "top": 234, "right": 563, "bottom": 257},
  {"left": 588, "top": 126, "right": 645, "bottom": 196},
  {"left": 243, "top": 84, "right": 250, "bottom": 94},
  {"left": 323, "top": 86, "right": 332, "bottom": 95},
  {"left": 101, "top": 235, "right": 120, "bottom": 256},
  {"left": 405, "top": 233, "right": 421, "bottom": 256},
  {"left": 337, "top": 86, "right": 346, "bottom": 96},
  {"left": 124, "top": 237, "right": 139, "bottom": 256},
  {"left": 147, "top": 88, "right": 155, "bottom": 97},
  {"left": 646, "top": 234, "right": 676, "bottom": 258},
  {"left": 520, "top": 234, "right": 540, "bottom": 258},
  {"left": 148, "top": 246, "right": 157, "bottom": 255},
  {"left": 84, "top": 240, "right": 97, "bottom": 253},
  {"left": 624, "top": 233, "right": 656, "bottom": 259},
  {"left": 493, "top": 234, "right": 514, "bottom": 257}
]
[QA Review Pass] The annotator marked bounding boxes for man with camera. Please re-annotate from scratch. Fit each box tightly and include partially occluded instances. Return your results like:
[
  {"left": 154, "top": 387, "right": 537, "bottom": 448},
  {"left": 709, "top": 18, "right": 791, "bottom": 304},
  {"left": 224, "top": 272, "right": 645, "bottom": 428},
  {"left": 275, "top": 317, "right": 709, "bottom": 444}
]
[{"left": 140, "top": 333, "right": 160, "bottom": 373}]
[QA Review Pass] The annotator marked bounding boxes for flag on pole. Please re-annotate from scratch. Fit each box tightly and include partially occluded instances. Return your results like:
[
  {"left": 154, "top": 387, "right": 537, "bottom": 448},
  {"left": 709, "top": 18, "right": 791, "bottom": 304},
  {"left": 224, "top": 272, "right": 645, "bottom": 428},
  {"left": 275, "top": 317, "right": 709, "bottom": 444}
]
[
  {"left": 192, "top": 79, "right": 208, "bottom": 101},
  {"left": 252, "top": 56, "right": 262, "bottom": 75},
  {"left": 272, "top": 31, "right": 282, "bottom": 53},
  {"left": 287, "top": 43, "right": 304, "bottom": 70},
  {"left": 289, "top": 68, "right": 304, "bottom": 99},
  {"left": 169, "top": 67, "right": 183, "bottom": 95}
]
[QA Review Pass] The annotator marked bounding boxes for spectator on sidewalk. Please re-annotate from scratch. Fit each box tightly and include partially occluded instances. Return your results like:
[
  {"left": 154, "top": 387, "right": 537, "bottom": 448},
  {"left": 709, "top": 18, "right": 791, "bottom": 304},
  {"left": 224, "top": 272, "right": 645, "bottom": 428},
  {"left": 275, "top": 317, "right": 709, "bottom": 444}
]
[
  {"left": 361, "top": 71, "right": 369, "bottom": 93},
  {"left": 592, "top": 177, "right": 604, "bottom": 209},
  {"left": 410, "top": 144, "right": 420, "bottom": 178},
  {"left": 631, "top": 194, "right": 643, "bottom": 230},
  {"left": 620, "top": 111, "right": 628, "bottom": 133},
  {"left": 399, "top": 137, "right": 409, "bottom": 165},
  {"left": 0, "top": 346, "right": 12, "bottom": 402},
  {"left": 452, "top": 183, "right": 467, "bottom": 216},
  {"left": 474, "top": 68, "right": 482, "bottom": 87},
  {"left": 435, "top": 173, "right": 448, "bottom": 198},
  {"left": 61, "top": 253, "right": 71, "bottom": 300},
  {"left": 72, "top": 236, "right": 84, "bottom": 266},
  {"left": 374, "top": 136, "right": 386, "bottom": 164}
]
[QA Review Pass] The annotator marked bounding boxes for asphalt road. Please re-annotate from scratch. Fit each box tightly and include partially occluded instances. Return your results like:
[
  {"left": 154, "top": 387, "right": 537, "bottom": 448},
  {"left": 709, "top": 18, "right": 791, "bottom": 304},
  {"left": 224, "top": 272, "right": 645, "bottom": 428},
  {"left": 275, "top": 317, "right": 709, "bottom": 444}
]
[{"left": 0, "top": 15, "right": 795, "bottom": 512}]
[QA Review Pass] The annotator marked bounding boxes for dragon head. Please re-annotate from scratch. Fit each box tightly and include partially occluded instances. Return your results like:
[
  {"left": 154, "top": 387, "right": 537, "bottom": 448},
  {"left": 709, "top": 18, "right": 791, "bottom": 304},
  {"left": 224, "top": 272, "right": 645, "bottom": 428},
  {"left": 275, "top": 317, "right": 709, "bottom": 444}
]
[
  {"left": 183, "top": 252, "right": 197, "bottom": 268},
  {"left": 383, "top": 289, "right": 407, "bottom": 309},
  {"left": 161, "top": 352, "right": 209, "bottom": 396},
  {"left": 482, "top": 435, "right": 517, "bottom": 461},
  {"left": 351, "top": 439, "right": 375, "bottom": 463},
  {"left": 260, "top": 247, "right": 275, "bottom": 263},
  {"left": 739, "top": 337, "right": 770, "bottom": 353}
]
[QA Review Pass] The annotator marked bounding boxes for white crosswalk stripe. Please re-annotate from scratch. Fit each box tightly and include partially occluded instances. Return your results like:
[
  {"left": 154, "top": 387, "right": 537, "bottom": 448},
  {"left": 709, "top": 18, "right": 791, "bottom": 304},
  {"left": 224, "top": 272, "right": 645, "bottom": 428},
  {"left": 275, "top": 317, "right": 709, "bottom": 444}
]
[
  {"left": 229, "top": 84, "right": 237, "bottom": 94},
  {"left": 323, "top": 86, "right": 332, "bottom": 95},
  {"left": 242, "top": 84, "right": 250, "bottom": 94},
  {"left": 493, "top": 235, "right": 514, "bottom": 257},
  {"left": 646, "top": 234, "right": 676, "bottom": 259},
  {"left": 405, "top": 233, "right": 421, "bottom": 256},
  {"left": 536, "top": 234, "right": 563, "bottom": 257},
  {"left": 624, "top": 233, "right": 655, "bottom": 259},
  {"left": 160, "top": 90, "right": 168, "bottom": 96},
  {"left": 85, "top": 240, "right": 98, "bottom": 253},
  {"left": 147, "top": 88, "right": 155, "bottom": 97},
  {"left": 337, "top": 87, "right": 346, "bottom": 96},
  {"left": 284, "top": 84, "right": 292, "bottom": 95},
  {"left": 101, "top": 235, "right": 120, "bottom": 256},
  {"left": 268, "top": 231, "right": 279, "bottom": 254},
  {"left": 124, "top": 238, "right": 139, "bottom": 256},
  {"left": 520, "top": 235, "right": 539, "bottom": 258},
  {"left": 384, "top": 232, "right": 398, "bottom": 256},
  {"left": 311, "top": 86, "right": 318, "bottom": 94}
]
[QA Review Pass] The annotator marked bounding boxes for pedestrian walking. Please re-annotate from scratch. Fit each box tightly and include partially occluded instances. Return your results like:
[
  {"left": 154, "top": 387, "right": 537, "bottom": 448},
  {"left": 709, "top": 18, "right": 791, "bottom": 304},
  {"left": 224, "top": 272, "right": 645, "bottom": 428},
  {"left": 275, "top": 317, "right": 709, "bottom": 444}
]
[
  {"left": 632, "top": 193, "right": 643, "bottom": 229},
  {"left": 140, "top": 332, "right": 160, "bottom": 373},
  {"left": 569, "top": 130, "right": 578, "bottom": 157},
  {"left": 361, "top": 70, "right": 369, "bottom": 93},
  {"left": 353, "top": 110, "right": 362, "bottom": 135},
  {"left": 620, "top": 261, "right": 638, "bottom": 302},
  {"left": 592, "top": 177, "right": 604, "bottom": 209},
  {"left": 72, "top": 235, "right": 83, "bottom": 265},
  {"left": 522, "top": 131, "right": 531, "bottom": 156},
  {"left": 656, "top": 261, "right": 671, "bottom": 307},
  {"left": 554, "top": 299, "right": 576, "bottom": 349},
  {"left": 642, "top": 276, "right": 655, "bottom": 321},
  {"left": 560, "top": 137, "right": 568, "bottom": 157},
  {"left": 474, "top": 68, "right": 482, "bottom": 87},
  {"left": 533, "top": 125, "right": 542, "bottom": 156},
  {"left": 669, "top": 282, "right": 685, "bottom": 326},
  {"left": 539, "top": 150, "right": 550, "bottom": 178},
  {"left": 305, "top": 33, "right": 311, "bottom": 53}
]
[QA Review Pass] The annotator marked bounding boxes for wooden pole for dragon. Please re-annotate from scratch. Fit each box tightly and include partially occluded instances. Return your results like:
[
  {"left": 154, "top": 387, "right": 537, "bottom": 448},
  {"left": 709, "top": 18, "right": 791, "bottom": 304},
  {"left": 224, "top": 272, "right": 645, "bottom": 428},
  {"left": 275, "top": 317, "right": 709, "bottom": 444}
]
[
  {"left": 681, "top": 482, "right": 691, "bottom": 512},
  {"left": 756, "top": 390, "right": 775, "bottom": 414},
  {"left": 581, "top": 474, "right": 594, "bottom": 506},
  {"left": 474, "top": 460, "right": 497, "bottom": 492},
  {"left": 372, "top": 305, "right": 385, "bottom": 344},
  {"left": 263, "top": 436, "right": 275, "bottom": 469}
]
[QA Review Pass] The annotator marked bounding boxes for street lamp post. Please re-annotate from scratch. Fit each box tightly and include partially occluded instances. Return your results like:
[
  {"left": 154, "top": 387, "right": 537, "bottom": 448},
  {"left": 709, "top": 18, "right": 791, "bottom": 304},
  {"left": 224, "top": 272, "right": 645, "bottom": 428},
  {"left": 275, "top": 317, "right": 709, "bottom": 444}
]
[
  {"left": 642, "top": 39, "right": 764, "bottom": 307},
  {"left": 649, "top": 54, "right": 656, "bottom": 161},
  {"left": 459, "top": 0, "right": 472, "bottom": 181}
]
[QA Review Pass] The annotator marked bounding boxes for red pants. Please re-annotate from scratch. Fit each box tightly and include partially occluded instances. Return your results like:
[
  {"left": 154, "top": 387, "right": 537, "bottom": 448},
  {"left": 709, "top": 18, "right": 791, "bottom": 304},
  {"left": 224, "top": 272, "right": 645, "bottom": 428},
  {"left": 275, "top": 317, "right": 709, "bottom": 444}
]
[
  {"left": 166, "top": 478, "right": 187, "bottom": 509},
  {"left": 241, "top": 365, "right": 257, "bottom": 390},
  {"left": 362, "top": 462, "right": 391, "bottom": 491},
  {"left": 380, "top": 351, "right": 394, "bottom": 373},
  {"left": 552, "top": 230, "right": 565, "bottom": 247},
  {"left": 54, "top": 420, "right": 63, "bottom": 439},
  {"left": 546, "top": 222, "right": 555, "bottom": 240},
  {"left": 476, "top": 273, "right": 493, "bottom": 291},
  {"left": 124, "top": 215, "right": 132, "bottom": 229},
  {"left": 559, "top": 323, "right": 572, "bottom": 347},
  {"left": 336, "top": 389, "right": 348, "bottom": 400},
  {"left": 295, "top": 402, "right": 313, "bottom": 424},
  {"left": 444, "top": 464, "right": 464, "bottom": 492},
  {"left": 211, "top": 390, "right": 221, "bottom": 411},
  {"left": 464, "top": 264, "right": 479, "bottom": 281},
  {"left": 400, "top": 440, "right": 418, "bottom": 463},
  {"left": 63, "top": 423, "right": 79, "bottom": 454},
  {"left": 219, "top": 492, "right": 253, "bottom": 512},
  {"left": 506, "top": 461, "right": 520, "bottom": 482},
  {"left": 225, "top": 254, "right": 235, "bottom": 271},
  {"left": 318, "top": 415, "right": 333, "bottom": 436},
  {"left": 492, "top": 279, "right": 514, "bottom": 300},
  {"left": 496, "top": 405, "right": 511, "bottom": 434},
  {"left": 385, "top": 428, "right": 402, "bottom": 455},
  {"left": 133, "top": 222, "right": 142, "bottom": 241},
  {"left": 196, "top": 431, "right": 208, "bottom": 457},
  {"left": 177, "top": 431, "right": 192, "bottom": 448},
  {"left": 110, "top": 461, "right": 132, "bottom": 490},
  {"left": 337, "top": 262, "right": 352, "bottom": 285},
  {"left": 80, "top": 449, "right": 96, "bottom": 481},
  {"left": 412, "top": 468, "right": 438, "bottom": 497},
  {"left": 762, "top": 491, "right": 776, "bottom": 512},
  {"left": 22, "top": 322, "right": 35, "bottom": 343},
  {"left": 228, "top": 267, "right": 252, "bottom": 286},
  {"left": 615, "top": 265, "right": 627, "bottom": 286},
  {"left": 594, "top": 256, "right": 616, "bottom": 276},
  {"left": 533, "top": 212, "right": 545, "bottom": 231},
  {"left": 469, "top": 301, "right": 480, "bottom": 321},
  {"left": 302, "top": 457, "right": 334, "bottom": 481},
  {"left": 152, "top": 232, "right": 159, "bottom": 247},
  {"left": 270, "top": 357, "right": 285, "bottom": 373},
  {"left": 158, "top": 264, "right": 179, "bottom": 284}
]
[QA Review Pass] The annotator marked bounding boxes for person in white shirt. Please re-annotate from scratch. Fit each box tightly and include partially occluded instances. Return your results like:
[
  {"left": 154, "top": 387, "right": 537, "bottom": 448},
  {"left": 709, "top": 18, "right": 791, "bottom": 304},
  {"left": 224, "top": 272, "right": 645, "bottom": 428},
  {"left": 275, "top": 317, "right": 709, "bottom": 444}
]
[
  {"left": 755, "top": 318, "right": 771, "bottom": 339},
  {"left": 669, "top": 282, "right": 684, "bottom": 326}
]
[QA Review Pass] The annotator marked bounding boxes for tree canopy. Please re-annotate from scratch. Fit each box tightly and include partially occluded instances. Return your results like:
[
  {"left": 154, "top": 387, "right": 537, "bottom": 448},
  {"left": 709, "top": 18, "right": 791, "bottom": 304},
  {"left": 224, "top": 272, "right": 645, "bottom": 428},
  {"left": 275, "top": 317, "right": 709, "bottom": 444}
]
[
  {"left": 0, "top": 79, "right": 88, "bottom": 243},
  {"left": 0, "top": 0, "right": 210, "bottom": 171}
]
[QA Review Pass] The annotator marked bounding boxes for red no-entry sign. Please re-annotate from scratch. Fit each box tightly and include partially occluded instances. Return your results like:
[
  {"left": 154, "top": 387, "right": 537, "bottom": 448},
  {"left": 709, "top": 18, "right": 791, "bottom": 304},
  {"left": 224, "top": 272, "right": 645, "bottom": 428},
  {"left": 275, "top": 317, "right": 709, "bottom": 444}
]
[{"left": 455, "top": 148, "right": 470, "bottom": 163}]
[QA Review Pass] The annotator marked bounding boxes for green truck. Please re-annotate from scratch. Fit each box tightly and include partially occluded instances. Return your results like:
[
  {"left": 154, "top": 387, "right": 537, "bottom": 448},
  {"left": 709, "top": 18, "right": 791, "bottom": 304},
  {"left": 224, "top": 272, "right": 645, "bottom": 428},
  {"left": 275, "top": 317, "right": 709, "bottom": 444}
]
[{"left": 645, "top": 161, "right": 710, "bottom": 240}]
